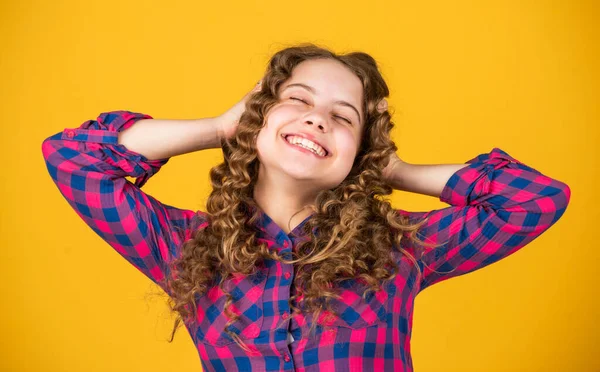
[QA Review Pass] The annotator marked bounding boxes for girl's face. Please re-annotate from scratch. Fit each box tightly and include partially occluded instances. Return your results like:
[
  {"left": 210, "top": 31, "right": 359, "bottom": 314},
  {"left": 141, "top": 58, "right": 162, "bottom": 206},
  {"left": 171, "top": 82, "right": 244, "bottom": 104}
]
[{"left": 256, "top": 58, "right": 365, "bottom": 190}]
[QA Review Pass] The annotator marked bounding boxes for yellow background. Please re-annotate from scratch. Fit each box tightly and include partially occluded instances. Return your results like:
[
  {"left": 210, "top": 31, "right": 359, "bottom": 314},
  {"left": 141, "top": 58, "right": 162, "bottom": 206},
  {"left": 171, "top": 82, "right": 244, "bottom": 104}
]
[{"left": 1, "top": 0, "right": 597, "bottom": 371}]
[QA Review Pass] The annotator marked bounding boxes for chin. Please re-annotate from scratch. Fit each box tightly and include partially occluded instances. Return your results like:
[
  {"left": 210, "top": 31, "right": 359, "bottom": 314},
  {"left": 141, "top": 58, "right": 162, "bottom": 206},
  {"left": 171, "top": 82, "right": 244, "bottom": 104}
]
[{"left": 282, "top": 168, "right": 321, "bottom": 179}]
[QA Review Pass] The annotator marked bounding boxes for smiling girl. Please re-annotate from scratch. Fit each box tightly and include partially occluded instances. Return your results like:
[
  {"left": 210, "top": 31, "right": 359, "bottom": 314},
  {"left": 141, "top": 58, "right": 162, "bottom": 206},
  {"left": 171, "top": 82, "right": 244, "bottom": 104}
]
[{"left": 42, "top": 43, "right": 571, "bottom": 372}]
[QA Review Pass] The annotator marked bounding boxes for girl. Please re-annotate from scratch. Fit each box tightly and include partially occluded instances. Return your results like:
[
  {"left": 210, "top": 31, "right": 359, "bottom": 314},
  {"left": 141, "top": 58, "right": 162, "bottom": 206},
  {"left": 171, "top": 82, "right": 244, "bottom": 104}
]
[{"left": 42, "top": 44, "right": 571, "bottom": 372}]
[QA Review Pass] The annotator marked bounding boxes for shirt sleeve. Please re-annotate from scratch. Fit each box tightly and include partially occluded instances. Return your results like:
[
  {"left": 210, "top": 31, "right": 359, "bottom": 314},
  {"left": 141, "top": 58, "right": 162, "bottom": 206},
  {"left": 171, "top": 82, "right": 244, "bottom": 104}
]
[
  {"left": 41, "top": 110, "right": 209, "bottom": 293},
  {"left": 396, "top": 147, "right": 571, "bottom": 293}
]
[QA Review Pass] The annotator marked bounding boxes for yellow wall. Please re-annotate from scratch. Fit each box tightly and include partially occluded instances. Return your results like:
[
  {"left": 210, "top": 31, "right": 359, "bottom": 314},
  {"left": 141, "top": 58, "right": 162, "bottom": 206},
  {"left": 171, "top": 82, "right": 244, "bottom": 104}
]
[{"left": 1, "top": 0, "right": 597, "bottom": 370}]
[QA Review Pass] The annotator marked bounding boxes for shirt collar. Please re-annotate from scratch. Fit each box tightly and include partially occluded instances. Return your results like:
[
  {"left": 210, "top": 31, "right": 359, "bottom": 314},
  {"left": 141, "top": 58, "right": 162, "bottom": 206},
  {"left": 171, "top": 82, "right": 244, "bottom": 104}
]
[{"left": 247, "top": 203, "right": 314, "bottom": 243}]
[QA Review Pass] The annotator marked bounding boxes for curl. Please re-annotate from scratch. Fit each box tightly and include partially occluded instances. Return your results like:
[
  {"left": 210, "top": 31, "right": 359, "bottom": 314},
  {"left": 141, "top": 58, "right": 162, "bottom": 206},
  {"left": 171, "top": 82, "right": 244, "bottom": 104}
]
[{"left": 158, "top": 43, "right": 448, "bottom": 347}]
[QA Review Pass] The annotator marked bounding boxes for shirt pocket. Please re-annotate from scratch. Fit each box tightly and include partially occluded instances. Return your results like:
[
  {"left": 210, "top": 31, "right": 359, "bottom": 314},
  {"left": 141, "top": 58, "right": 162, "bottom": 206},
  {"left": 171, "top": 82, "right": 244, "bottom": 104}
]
[
  {"left": 325, "top": 281, "right": 389, "bottom": 329},
  {"left": 194, "top": 269, "right": 267, "bottom": 347}
]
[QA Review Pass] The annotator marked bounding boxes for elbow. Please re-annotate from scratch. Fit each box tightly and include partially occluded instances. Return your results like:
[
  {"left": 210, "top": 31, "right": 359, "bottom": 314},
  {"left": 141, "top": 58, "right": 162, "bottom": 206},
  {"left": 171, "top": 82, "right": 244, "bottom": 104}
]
[
  {"left": 41, "top": 135, "right": 55, "bottom": 161},
  {"left": 41, "top": 133, "right": 65, "bottom": 180},
  {"left": 41, "top": 132, "right": 62, "bottom": 159},
  {"left": 554, "top": 180, "right": 571, "bottom": 212},
  {"left": 546, "top": 180, "right": 571, "bottom": 225}
]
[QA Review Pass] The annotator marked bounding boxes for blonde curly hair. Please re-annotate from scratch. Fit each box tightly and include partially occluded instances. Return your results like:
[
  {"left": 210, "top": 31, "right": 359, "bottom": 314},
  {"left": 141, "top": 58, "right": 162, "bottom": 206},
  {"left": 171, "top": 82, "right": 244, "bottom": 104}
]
[{"left": 158, "top": 43, "right": 442, "bottom": 349}]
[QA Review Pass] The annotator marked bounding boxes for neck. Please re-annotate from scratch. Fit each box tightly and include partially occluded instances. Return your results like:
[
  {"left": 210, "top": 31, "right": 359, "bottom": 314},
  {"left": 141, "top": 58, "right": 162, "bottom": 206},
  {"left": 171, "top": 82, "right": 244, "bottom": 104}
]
[{"left": 253, "top": 166, "right": 319, "bottom": 234}]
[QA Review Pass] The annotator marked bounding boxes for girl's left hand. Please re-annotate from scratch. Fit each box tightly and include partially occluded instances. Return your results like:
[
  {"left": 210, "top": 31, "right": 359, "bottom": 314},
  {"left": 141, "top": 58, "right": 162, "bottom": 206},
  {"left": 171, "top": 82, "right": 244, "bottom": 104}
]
[{"left": 382, "top": 151, "right": 405, "bottom": 183}]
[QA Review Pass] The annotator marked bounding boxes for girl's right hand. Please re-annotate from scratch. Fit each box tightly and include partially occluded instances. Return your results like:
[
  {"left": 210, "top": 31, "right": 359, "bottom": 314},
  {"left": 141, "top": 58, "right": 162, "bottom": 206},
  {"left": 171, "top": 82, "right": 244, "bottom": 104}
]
[{"left": 217, "top": 80, "right": 263, "bottom": 141}]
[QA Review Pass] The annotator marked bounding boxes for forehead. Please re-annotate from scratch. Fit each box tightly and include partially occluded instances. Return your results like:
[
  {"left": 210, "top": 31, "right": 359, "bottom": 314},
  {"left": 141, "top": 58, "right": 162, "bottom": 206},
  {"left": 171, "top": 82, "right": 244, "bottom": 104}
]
[{"left": 282, "top": 59, "right": 364, "bottom": 108}]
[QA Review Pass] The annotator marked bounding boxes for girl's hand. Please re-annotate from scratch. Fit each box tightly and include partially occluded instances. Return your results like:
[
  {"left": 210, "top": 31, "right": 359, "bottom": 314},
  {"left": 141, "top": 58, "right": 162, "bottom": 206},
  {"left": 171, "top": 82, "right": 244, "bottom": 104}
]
[{"left": 217, "top": 80, "right": 263, "bottom": 141}]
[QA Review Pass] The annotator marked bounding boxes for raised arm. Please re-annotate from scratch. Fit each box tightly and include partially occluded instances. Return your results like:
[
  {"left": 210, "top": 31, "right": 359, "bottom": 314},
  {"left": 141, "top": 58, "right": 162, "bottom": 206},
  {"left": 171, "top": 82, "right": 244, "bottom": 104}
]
[
  {"left": 41, "top": 111, "right": 223, "bottom": 293},
  {"left": 394, "top": 148, "right": 571, "bottom": 292}
]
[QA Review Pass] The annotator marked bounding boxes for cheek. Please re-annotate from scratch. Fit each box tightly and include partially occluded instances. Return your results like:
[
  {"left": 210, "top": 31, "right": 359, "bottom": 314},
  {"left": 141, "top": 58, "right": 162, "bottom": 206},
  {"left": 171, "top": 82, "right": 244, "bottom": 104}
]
[
  {"left": 255, "top": 128, "right": 272, "bottom": 157},
  {"left": 256, "top": 106, "right": 295, "bottom": 150},
  {"left": 267, "top": 105, "right": 297, "bottom": 124},
  {"left": 255, "top": 123, "right": 285, "bottom": 164},
  {"left": 334, "top": 132, "right": 359, "bottom": 159}
]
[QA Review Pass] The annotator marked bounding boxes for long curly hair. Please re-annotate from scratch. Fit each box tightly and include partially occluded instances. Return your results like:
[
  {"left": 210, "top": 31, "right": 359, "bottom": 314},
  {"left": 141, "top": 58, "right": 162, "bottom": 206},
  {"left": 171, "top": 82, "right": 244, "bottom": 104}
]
[{"left": 158, "top": 43, "right": 444, "bottom": 348}]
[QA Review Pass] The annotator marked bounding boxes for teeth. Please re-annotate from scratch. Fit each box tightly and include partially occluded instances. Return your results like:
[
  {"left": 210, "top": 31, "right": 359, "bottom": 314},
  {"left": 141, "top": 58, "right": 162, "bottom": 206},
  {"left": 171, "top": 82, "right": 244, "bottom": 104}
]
[{"left": 285, "top": 135, "right": 326, "bottom": 157}]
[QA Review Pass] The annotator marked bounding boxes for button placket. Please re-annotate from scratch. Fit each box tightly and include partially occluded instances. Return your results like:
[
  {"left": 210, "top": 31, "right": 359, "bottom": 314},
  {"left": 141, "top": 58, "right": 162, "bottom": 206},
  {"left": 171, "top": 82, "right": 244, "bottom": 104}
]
[{"left": 282, "top": 240, "right": 293, "bottom": 282}]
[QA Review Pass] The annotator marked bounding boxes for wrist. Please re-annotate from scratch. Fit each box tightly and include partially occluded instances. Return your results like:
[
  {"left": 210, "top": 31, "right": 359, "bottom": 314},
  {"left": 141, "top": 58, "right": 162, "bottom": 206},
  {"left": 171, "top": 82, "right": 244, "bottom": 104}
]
[
  {"left": 213, "top": 116, "right": 225, "bottom": 142},
  {"left": 198, "top": 116, "right": 226, "bottom": 149},
  {"left": 386, "top": 161, "right": 411, "bottom": 190}
]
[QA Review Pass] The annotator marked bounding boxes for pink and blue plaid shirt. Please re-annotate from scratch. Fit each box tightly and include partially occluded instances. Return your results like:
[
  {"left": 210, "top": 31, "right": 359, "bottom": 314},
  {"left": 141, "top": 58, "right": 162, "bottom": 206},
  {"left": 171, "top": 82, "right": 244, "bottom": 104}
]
[{"left": 41, "top": 111, "right": 571, "bottom": 372}]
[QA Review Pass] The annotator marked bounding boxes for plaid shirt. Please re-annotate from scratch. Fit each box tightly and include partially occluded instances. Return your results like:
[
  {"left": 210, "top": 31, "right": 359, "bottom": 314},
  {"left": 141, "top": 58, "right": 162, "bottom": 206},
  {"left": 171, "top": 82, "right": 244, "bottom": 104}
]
[{"left": 42, "top": 111, "right": 571, "bottom": 372}]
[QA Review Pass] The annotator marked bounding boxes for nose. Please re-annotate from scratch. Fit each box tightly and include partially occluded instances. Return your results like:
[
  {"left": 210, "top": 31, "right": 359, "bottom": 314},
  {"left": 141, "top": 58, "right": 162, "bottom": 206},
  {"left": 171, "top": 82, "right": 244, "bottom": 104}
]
[
  {"left": 303, "top": 109, "right": 329, "bottom": 132},
  {"left": 305, "top": 119, "right": 325, "bottom": 131}
]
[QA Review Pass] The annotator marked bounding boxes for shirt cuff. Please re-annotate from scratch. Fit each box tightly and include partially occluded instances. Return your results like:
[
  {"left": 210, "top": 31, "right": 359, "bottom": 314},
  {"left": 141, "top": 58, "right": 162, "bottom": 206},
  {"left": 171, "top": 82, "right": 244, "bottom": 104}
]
[{"left": 439, "top": 147, "right": 539, "bottom": 207}]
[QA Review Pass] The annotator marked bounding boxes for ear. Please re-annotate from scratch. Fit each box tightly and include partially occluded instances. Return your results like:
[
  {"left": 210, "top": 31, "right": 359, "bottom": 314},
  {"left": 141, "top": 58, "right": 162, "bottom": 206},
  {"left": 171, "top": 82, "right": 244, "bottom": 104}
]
[{"left": 376, "top": 99, "right": 388, "bottom": 113}]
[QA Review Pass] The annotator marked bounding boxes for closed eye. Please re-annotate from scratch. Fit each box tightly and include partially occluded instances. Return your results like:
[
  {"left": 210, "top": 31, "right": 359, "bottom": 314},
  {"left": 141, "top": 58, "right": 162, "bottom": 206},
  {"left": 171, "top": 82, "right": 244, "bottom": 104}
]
[
  {"left": 290, "top": 97, "right": 308, "bottom": 104},
  {"left": 334, "top": 115, "right": 352, "bottom": 124},
  {"left": 290, "top": 97, "right": 352, "bottom": 125}
]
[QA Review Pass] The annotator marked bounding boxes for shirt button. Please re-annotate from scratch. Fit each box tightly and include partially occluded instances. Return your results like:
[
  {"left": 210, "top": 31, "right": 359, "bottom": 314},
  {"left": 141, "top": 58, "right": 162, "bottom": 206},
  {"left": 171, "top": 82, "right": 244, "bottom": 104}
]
[
  {"left": 282, "top": 312, "right": 289, "bottom": 320},
  {"left": 284, "top": 272, "right": 291, "bottom": 280},
  {"left": 283, "top": 353, "right": 291, "bottom": 363},
  {"left": 66, "top": 130, "right": 74, "bottom": 138}
]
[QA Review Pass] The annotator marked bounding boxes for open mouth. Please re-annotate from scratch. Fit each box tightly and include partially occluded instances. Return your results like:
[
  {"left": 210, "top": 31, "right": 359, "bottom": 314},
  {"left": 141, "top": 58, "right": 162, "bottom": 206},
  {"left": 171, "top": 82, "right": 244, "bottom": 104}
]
[{"left": 282, "top": 134, "right": 329, "bottom": 158}]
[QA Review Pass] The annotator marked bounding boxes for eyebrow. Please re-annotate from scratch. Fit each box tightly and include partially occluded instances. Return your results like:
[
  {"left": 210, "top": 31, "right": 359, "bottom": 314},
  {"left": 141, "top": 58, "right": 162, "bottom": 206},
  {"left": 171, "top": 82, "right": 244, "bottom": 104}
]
[{"left": 282, "top": 83, "right": 362, "bottom": 124}]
